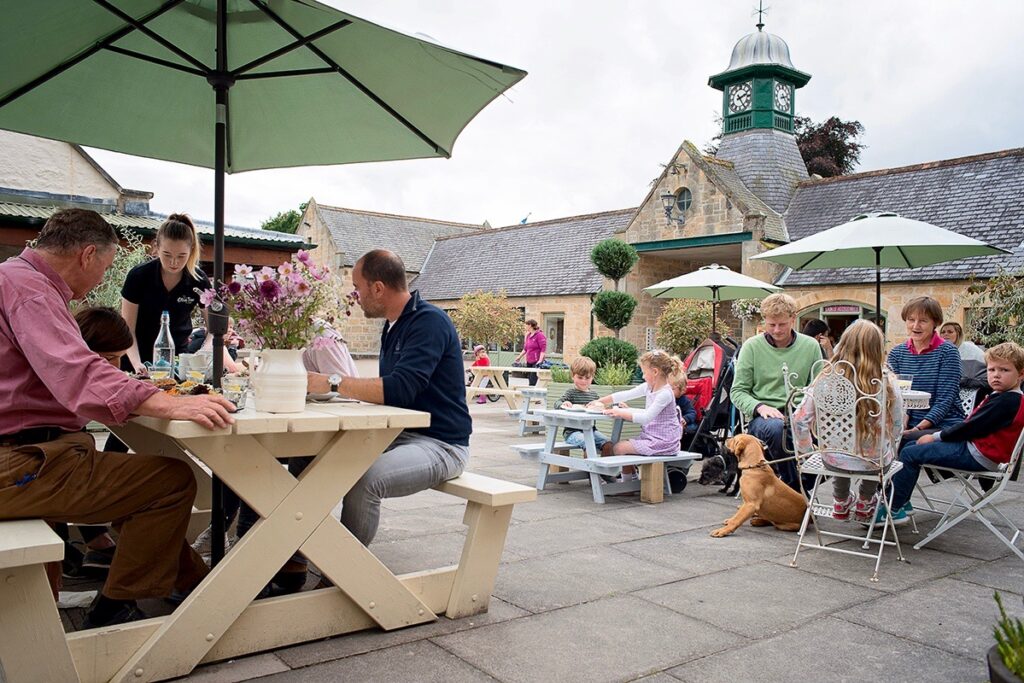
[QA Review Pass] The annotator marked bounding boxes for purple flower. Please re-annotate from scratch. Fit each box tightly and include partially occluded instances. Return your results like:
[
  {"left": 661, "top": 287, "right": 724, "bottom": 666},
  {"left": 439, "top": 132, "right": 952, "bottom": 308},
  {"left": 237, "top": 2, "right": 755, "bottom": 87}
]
[
  {"left": 234, "top": 264, "right": 253, "bottom": 277},
  {"left": 257, "top": 266, "right": 275, "bottom": 282},
  {"left": 227, "top": 280, "right": 242, "bottom": 295},
  {"left": 294, "top": 280, "right": 312, "bottom": 296},
  {"left": 278, "top": 262, "right": 295, "bottom": 277},
  {"left": 199, "top": 289, "right": 217, "bottom": 306},
  {"left": 259, "top": 279, "right": 282, "bottom": 300},
  {"left": 295, "top": 250, "right": 312, "bottom": 265}
]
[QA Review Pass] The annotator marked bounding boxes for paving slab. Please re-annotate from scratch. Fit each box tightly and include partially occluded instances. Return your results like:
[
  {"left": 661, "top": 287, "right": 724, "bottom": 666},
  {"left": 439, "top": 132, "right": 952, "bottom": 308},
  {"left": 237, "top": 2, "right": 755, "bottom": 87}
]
[
  {"left": 953, "top": 555, "right": 1024, "bottom": 595},
  {"left": 260, "top": 640, "right": 494, "bottom": 682},
  {"left": 509, "top": 490, "right": 633, "bottom": 524},
  {"left": 630, "top": 674, "right": 683, "bottom": 683},
  {"left": 634, "top": 561, "right": 882, "bottom": 638},
  {"left": 434, "top": 595, "right": 740, "bottom": 683},
  {"left": 373, "top": 503, "right": 469, "bottom": 543},
  {"left": 183, "top": 654, "right": 290, "bottom": 682},
  {"left": 906, "top": 512, "right": 1020, "bottom": 561},
  {"left": 503, "top": 512, "right": 657, "bottom": 559},
  {"left": 275, "top": 598, "right": 529, "bottom": 669},
  {"left": 614, "top": 526, "right": 793, "bottom": 577},
  {"left": 667, "top": 616, "right": 981, "bottom": 683},
  {"left": 837, "top": 577, "right": 1024, "bottom": 661},
  {"left": 495, "top": 545, "right": 689, "bottom": 612},
  {"left": 777, "top": 539, "right": 984, "bottom": 592},
  {"left": 588, "top": 494, "right": 744, "bottom": 534}
]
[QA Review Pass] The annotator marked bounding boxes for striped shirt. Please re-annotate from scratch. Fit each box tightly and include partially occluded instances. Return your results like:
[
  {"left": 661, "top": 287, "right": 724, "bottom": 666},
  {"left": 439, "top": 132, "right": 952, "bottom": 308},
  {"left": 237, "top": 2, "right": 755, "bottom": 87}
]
[
  {"left": 559, "top": 387, "right": 600, "bottom": 437},
  {"left": 887, "top": 339, "right": 964, "bottom": 428}
]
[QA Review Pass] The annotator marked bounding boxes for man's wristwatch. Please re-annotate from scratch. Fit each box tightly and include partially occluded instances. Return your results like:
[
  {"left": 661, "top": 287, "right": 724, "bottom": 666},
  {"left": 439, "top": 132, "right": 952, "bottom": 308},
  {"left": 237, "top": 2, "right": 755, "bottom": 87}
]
[{"left": 328, "top": 373, "right": 342, "bottom": 393}]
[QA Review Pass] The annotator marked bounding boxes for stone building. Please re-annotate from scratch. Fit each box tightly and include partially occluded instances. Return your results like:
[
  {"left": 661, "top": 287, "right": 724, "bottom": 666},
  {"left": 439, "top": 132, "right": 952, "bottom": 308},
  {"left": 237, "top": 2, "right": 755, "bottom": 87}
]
[
  {"left": 0, "top": 130, "right": 304, "bottom": 267},
  {"left": 295, "top": 199, "right": 483, "bottom": 354}
]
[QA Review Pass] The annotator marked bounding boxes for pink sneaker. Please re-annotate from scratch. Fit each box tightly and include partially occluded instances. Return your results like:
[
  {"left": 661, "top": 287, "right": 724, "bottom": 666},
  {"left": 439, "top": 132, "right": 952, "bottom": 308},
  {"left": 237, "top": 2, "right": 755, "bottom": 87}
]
[
  {"left": 833, "top": 494, "right": 855, "bottom": 521},
  {"left": 854, "top": 494, "right": 878, "bottom": 524},
  {"left": 476, "top": 396, "right": 487, "bottom": 404}
]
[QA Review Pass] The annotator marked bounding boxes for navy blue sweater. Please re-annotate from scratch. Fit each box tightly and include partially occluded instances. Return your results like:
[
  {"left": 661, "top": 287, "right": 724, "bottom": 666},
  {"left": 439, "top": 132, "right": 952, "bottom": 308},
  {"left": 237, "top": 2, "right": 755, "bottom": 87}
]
[
  {"left": 887, "top": 339, "right": 964, "bottom": 429},
  {"left": 380, "top": 291, "right": 472, "bottom": 446}
]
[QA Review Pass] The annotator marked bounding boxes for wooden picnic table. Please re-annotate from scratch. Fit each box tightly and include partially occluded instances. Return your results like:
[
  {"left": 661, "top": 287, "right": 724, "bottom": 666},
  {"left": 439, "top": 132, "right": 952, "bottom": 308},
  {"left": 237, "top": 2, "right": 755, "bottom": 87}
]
[
  {"left": 12, "top": 401, "right": 532, "bottom": 683},
  {"left": 466, "top": 365, "right": 552, "bottom": 411}
]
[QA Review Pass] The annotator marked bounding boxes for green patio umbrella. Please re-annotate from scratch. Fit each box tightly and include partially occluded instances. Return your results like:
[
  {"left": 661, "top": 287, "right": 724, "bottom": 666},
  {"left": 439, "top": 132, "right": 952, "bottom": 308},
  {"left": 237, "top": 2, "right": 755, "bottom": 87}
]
[
  {"left": 0, "top": 0, "right": 525, "bottom": 563},
  {"left": 751, "top": 211, "right": 1009, "bottom": 325},
  {"left": 643, "top": 263, "right": 781, "bottom": 333}
]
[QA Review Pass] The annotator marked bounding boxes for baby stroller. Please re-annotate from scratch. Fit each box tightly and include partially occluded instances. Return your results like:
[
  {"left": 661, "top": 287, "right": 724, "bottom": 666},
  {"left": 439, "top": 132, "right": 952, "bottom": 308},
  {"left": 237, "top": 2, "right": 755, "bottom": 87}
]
[{"left": 673, "top": 335, "right": 741, "bottom": 493}]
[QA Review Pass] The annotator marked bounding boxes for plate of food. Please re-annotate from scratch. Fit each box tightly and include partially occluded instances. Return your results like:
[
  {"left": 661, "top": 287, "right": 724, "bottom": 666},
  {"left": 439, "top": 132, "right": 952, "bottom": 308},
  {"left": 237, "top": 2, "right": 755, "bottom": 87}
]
[
  {"left": 563, "top": 404, "right": 587, "bottom": 412},
  {"left": 585, "top": 406, "right": 608, "bottom": 414}
]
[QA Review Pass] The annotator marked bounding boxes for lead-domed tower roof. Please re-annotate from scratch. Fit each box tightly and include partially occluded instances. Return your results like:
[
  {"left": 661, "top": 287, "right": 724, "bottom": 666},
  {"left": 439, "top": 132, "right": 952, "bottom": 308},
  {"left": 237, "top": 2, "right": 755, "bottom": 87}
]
[{"left": 724, "top": 27, "right": 796, "bottom": 70}]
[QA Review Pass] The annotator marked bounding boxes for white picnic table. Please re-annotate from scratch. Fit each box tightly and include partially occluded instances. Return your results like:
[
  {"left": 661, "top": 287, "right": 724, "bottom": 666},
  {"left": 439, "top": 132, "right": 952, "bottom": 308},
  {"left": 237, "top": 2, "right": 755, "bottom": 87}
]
[
  {"left": 3, "top": 401, "right": 533, "bottom": 683},
  {"left": 526, "top": 409, "right": 700, "bottom": 505},
  {"left": 466, "top": 365, "right": 551, "bottom": 411}
]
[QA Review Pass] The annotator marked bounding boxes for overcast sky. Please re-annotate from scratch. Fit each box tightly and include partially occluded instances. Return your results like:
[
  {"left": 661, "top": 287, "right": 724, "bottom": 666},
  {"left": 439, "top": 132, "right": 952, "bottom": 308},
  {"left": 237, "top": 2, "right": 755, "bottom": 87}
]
[{"left": 86, "top": 0, "right": 1024, "bottom": 231}]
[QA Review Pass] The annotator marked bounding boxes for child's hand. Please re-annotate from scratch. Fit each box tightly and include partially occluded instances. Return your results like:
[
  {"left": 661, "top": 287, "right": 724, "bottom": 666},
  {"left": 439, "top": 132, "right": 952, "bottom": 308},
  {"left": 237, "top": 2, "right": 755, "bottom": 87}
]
[
  {"left": 585, "top": 401, "right": 602, "bottom": 411},
  {"left": 916, "top": 433, "right": 936, "bottom": 445},
  {"left": 560, "top": 401, "right": 572, "bottom": 409},
  {"left": 617, "top": 402, "right": 629, "bottom": 409}
]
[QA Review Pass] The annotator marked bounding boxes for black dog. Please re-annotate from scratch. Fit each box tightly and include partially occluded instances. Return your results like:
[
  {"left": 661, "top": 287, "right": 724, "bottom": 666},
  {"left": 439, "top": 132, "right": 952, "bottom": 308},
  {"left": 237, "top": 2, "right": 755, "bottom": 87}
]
[{"left": 698, "top": 452, "right": 740, "bottom": 495}]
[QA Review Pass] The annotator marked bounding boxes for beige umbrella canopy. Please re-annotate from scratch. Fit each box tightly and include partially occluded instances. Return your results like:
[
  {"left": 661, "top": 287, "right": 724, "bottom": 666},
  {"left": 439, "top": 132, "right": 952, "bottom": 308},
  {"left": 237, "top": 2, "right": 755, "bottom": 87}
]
[{"left": 644, "top": 263, "right": 781, "bottom": 332}]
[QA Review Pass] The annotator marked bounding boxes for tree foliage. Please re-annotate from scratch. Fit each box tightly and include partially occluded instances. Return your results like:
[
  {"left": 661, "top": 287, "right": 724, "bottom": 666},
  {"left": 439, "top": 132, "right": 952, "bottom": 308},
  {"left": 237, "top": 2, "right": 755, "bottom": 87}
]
[
  {"left": 656, "top": 299, "right": 728, "bottom": 356},
  {"left": 449, "top": 290, "right": 523, "bottom": 349},
  {"left": 82, "top": 228, "right": 149, "bottom": 311},
  {"left": 590, "top": 239, "right": 639, "bottom": 287},
  {"left": 580, "top": 337, "right": 639, "bottom": 370},
  {"left": 955, "top": 270, "right": 1024, "bottom": 347},
  {"left": 795, "top": 115, "right": 866, "bottom": 177},
  {"left": 261, "top": 202, "right": 309, "bottom": 234},
  {"left": 592, "top": 290, "right": 637, "bottom": 335}
]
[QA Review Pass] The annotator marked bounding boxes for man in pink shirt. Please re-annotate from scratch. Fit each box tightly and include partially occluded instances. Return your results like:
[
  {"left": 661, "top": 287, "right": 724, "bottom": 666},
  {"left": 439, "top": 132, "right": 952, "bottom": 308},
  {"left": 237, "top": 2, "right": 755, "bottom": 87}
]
[{"left": 0, "top": 209, "right": 235, "bottom": 628}]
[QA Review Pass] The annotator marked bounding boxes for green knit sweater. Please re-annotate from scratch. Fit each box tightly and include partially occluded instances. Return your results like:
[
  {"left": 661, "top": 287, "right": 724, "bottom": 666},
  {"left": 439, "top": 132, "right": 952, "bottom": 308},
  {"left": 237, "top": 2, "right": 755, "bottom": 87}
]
[{"left": 731, "top": 333, "right": 822, "bottom": 419}]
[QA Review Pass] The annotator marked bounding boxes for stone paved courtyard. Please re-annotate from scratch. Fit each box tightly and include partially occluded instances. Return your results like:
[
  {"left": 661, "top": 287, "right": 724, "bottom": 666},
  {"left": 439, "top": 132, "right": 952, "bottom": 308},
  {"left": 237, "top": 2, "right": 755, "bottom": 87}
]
[{"left": 170, "top": 396, "right": 1024, "bottom": 682}]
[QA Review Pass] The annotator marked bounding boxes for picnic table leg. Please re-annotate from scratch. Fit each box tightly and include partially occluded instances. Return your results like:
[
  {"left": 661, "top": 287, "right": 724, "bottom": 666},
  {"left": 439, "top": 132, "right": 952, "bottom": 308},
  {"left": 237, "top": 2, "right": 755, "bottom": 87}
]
[
  {"left": 445, "top": 501, "right": 514, "bottom": 618},
  {"left": 0, "top": 565, "right": 79, "bottom": 683},
  {"left": 493, "top": 370, "right": 518, "bottom": 411},
  {"left": 465, "top": 369, "right": 484, "bottom": 404},
  {"left": 640, "top": 462, "right": 665, "bottom": 504},
  {"left": 536, "top": 419, "right": 559, "bottom": 491},
  {"left": 583, "top": 429, "right": 606, "bottom": 504}
]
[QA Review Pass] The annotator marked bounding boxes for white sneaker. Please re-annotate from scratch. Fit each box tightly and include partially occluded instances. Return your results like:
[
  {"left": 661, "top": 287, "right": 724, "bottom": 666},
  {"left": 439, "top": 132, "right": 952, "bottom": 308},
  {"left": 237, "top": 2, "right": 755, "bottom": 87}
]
[{"left": 191, "top": 525, "right": 232, "bottom": 557}]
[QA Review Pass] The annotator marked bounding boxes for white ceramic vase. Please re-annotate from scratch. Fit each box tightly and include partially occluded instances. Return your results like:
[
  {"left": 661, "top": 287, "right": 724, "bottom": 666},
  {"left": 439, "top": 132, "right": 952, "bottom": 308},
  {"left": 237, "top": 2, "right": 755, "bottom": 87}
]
[{"left": 252, "top": 349, "right": 307, "bottom": 413}]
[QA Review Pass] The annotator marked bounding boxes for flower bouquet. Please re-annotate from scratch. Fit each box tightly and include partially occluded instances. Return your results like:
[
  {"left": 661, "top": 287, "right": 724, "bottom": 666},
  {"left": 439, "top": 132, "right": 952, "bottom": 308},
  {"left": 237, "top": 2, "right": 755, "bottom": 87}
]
[{"left": 200, "top": 250, "right": 348, "bottom": 412}]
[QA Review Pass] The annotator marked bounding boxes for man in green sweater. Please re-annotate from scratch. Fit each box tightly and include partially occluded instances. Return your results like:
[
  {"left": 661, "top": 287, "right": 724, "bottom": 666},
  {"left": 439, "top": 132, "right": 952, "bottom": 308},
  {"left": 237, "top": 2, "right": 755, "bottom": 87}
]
[{"left": 731, "top": 293, "right": 822, "bottom": 491}]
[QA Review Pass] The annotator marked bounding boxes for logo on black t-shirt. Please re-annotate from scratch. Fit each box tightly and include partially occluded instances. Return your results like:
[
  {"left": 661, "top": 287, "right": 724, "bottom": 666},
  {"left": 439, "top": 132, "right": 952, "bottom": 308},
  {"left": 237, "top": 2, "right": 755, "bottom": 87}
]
[{"left": 177, "top": 296, "right": 195, "bottom": 304}]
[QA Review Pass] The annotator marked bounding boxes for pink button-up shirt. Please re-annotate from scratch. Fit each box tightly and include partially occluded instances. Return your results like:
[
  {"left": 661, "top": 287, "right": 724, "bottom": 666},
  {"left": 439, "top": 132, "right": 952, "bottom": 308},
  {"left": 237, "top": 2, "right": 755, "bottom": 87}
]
[{"left": 0, "top": 249, "right": 159, "bottom": 434}]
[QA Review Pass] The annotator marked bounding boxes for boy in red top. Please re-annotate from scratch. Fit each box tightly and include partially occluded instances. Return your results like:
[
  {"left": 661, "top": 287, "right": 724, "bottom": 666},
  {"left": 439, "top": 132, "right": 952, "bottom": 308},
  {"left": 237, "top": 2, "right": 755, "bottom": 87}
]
[
  {"left": 470, "top": 344, "right": 490, "bottom": 404},
  {"left": 885, "top": 341, "right": 1024, "bottom": 525}
]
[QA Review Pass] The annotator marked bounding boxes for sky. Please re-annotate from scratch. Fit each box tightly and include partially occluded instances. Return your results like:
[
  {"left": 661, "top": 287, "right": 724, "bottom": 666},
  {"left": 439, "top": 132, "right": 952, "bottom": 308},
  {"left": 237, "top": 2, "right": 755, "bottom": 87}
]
[{"left": 86, "top": 0, "right": 1024, "bottom": 231}]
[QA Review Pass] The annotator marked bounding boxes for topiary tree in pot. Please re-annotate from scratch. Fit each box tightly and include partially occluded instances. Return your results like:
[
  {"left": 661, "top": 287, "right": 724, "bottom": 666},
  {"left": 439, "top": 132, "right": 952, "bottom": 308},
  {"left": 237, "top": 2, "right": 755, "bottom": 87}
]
[{"left": 590, "top": 238, "right": 639, "bottom": 339}]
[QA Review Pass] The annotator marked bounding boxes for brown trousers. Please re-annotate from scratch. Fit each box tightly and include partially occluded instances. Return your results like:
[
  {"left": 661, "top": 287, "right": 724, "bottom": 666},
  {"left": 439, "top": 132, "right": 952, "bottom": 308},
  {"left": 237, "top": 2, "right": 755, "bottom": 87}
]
[{"left": 0, "top": 432, "right": 208, "bottom": 600}]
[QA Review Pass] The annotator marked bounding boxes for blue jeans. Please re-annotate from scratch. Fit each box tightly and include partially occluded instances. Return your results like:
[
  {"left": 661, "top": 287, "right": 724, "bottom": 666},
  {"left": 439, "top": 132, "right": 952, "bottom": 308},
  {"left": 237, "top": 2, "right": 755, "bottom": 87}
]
[
  {"left": 565, "top": 429, "right": 609, "bottom": 451},
  {"left": 890, "top": 439, "right": 986, "bottom": 510}
]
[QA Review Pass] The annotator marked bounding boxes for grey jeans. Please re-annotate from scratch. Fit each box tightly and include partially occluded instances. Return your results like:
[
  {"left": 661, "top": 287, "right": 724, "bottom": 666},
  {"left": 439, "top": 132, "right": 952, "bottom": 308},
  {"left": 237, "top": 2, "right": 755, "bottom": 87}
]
[{"left": 341, "top": 431, "right": 468, "bottom": 546}]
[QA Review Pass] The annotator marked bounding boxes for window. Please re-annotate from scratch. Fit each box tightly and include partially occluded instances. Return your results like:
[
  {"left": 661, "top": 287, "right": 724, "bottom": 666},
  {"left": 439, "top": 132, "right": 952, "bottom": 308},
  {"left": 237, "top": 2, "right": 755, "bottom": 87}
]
[
  {"left": 797, "top": 301, "right": 887, "bottom": 338},
  {"left": 543, "top": 313, "right": 564, "bottom": 355},
  {"left": 675, "top": 188, "right": 693, "bottom": 213}
]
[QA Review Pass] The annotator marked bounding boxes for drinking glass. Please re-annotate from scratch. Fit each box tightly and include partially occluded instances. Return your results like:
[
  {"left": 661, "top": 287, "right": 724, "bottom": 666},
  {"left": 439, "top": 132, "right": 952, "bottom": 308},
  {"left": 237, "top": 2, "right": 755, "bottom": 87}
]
[{"left": 897, "top": 374, "right": 914, "bottom": 391}]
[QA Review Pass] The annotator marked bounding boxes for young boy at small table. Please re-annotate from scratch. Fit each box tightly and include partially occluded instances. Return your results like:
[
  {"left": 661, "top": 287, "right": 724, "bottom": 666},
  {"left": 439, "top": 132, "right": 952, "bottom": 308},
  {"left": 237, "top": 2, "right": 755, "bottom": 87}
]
[
  {"left": 670, "top": 375, "right": 698, "bottom": 450},
  {"left": 884, "top": 342, "right": 1024, "bottom": 524},
  {"left": 559, "top": 357, "right": 610, "bottom": 451}
]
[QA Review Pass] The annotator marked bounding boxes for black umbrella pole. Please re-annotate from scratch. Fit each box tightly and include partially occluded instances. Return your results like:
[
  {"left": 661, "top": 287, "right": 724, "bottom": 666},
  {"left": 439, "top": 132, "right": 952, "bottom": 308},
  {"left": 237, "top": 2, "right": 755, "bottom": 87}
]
[
  {"left": 874, "top": 247, "right": 882, "bottom": 328},
  {"left": 210, "top": 0, "right": 228, "bottom": 567}
]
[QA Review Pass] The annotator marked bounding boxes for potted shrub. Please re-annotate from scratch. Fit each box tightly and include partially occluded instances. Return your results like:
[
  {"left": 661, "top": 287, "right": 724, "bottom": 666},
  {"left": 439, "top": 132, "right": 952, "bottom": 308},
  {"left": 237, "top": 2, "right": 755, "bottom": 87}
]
[
  {"left": 990, "top": 592, "right": 1024, "bottom": 683},
  {"left": 590, "top": 238, "right": 639, "bottom": 339}
]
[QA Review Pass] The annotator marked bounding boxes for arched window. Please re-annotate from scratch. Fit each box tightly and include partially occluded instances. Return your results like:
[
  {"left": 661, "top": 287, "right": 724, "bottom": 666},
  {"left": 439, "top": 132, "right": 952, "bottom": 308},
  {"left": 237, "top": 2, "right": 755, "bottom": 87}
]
[{"left": 675, "top": 188, "right": 693, "bottom": 213}]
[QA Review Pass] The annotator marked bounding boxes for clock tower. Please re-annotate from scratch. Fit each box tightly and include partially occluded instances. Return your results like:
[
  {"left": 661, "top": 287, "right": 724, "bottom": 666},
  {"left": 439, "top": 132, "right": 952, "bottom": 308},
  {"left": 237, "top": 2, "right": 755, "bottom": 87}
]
[{"left": 708, "top": 20, "right": 812, "bottom": 213}]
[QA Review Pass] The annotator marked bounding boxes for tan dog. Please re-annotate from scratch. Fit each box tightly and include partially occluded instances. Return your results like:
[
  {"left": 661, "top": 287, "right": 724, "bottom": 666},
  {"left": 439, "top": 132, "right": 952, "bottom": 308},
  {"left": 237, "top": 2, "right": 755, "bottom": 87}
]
[{"left": 710, "top": 434, "right": 807, "bottom": 537}]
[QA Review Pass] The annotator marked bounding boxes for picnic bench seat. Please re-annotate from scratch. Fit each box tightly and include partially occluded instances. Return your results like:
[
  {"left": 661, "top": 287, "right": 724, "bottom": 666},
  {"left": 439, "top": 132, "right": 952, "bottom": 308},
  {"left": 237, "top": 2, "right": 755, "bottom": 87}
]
[{"left": 0, "top": 519, "right": 78, "bottom": 683}]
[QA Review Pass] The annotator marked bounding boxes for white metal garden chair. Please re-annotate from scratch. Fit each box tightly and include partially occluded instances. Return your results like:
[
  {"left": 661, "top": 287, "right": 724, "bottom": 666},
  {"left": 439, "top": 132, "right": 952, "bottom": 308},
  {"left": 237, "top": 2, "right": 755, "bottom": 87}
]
[
  {"left": 913, "top": 427, "right": 1024, "bottom": 562},
  {"left": 789, "top": 359, "right": 905, "bottom": 582}
]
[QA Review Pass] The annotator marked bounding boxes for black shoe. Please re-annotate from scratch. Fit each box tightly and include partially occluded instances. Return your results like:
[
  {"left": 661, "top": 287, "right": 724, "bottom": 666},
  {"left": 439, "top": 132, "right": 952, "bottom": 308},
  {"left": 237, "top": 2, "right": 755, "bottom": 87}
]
[
  {"left": 81, "top": 603, "right": 146, "bottom": 629},
  {"left": 81, "top": 546, "right": 116, "bottom": 570},
  {"left": 61, "top": 543, "right": 86, "bottom": 579}
]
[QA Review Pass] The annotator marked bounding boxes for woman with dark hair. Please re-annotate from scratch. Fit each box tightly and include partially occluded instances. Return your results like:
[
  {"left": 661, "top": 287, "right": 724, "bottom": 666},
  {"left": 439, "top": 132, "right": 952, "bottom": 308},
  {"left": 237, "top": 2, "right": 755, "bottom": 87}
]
[
  {"left": 801, "top": 318, "right": 833, "bottom": 359},
  {"left": 58, "top": 307, "right": 136, "bottom": 577},
  {"left": 513, "top": 319, "right": 547, "bottom": 386}
]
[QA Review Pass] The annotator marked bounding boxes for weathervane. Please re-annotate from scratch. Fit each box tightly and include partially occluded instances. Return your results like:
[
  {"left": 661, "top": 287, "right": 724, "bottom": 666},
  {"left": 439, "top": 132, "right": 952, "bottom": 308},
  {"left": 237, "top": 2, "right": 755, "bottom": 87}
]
[{"left": 753, "top": 0, "right": 769, "bottom": 30}]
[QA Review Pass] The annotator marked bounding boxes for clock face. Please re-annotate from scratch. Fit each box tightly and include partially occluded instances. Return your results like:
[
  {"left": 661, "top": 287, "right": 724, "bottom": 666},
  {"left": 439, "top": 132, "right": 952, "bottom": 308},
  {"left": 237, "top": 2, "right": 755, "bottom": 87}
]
[
  {"left": 728, "top": 81, "right": 752, "bottom": 113},
  {"left": 774, "top": 82, "right": 792, "bottom": 112}
]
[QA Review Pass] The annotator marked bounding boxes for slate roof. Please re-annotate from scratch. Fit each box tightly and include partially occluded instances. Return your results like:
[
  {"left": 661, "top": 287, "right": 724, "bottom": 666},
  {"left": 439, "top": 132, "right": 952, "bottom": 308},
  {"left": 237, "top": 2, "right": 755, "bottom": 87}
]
[
  {"left": 413, "top": 208, "right": 636, "bottom": 300},
  {"left": 315, "top": 204, "right": 480, "bottom": 272},
  {"left": 0, "top": 200, "right": 304, "bottom": 248},
  {"left": 715, "top": 129, "right": 809, "bottom": 214},
  {"left": 691, "top": 147, "right": 788, "bottom": 242},
  {"left": 779, "top": 148, "right": 1024, "bottom": 286}
]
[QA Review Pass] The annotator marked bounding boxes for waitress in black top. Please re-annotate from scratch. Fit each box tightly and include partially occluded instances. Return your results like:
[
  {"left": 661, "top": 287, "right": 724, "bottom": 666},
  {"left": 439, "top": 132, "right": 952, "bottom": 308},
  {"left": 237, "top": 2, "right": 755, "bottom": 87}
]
[{"left": 121, "top": 213, "right": 211, "bottom": 374}]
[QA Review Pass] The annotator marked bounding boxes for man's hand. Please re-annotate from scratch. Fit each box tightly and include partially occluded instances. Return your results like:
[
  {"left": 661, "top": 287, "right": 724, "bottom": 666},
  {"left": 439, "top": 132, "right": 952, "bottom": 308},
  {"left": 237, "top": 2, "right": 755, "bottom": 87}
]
[
  {"left": 915, "top": 433, "right": 936, "bottom": 445},
  {"left": 756, "top": 404, "right": 785, "bottom": 420},
  {"left": 137, "top": 391, "right": 235, "bottom": 429}
]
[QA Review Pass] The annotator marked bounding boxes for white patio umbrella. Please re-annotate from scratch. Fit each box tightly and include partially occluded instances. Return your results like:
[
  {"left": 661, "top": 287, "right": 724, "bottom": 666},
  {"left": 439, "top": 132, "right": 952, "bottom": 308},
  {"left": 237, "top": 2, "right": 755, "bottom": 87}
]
[
  {"left": 750, "top": 211, "right": 1009, "bottom": 325},
  {"left": 643, "top": 263, "right": 781, "bottom": 332}
]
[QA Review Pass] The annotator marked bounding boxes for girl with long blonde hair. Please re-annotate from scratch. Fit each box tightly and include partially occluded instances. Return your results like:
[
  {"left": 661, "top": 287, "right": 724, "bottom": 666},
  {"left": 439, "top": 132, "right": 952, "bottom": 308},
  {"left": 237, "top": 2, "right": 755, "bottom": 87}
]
[
  {"left": 589, "top": 350, "right": 685, "bottom": 481},
  {"left": 792, "top": 320, "right": 904, "bottom": 523}
]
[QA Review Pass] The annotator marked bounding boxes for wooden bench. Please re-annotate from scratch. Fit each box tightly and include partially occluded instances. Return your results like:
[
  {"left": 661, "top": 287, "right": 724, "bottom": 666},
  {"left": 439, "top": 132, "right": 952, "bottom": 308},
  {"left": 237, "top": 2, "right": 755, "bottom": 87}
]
[
  {"left": 430, "top": 472, "right": 536, "bottom": 618},
  {"left": 0, "top": 520, "right": 78, "bottom": 683}
]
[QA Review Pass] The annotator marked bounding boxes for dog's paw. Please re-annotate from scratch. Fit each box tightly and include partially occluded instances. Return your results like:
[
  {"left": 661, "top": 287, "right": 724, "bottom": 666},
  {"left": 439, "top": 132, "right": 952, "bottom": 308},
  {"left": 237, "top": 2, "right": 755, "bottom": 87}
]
[{"left": 710, "top": 527, "right": 732, "bottom": 538}]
